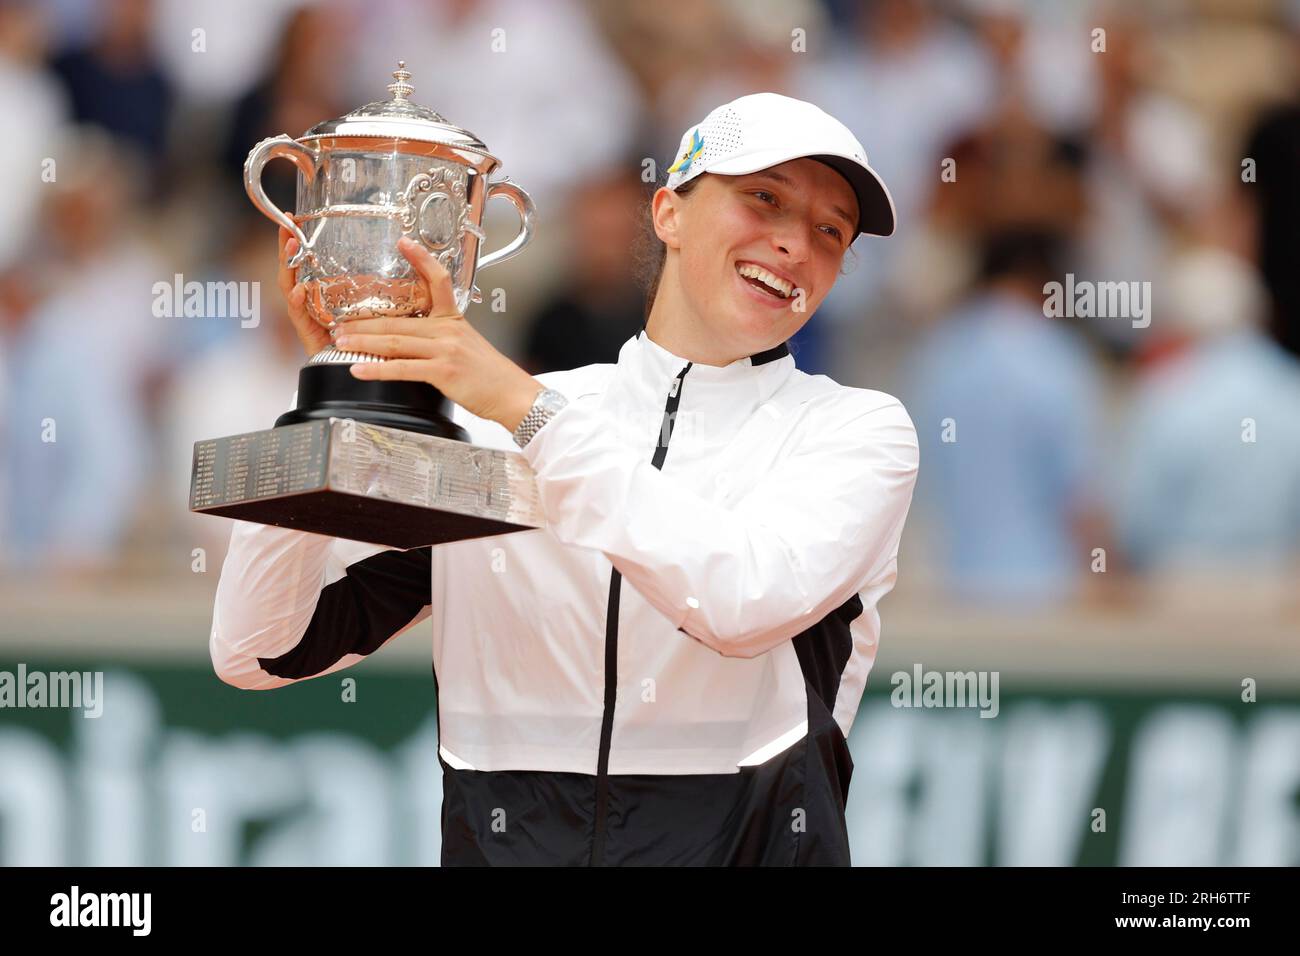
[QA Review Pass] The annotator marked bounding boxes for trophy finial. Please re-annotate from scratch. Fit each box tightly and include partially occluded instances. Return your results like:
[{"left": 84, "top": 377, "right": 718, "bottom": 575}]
[{"left": 388, "top": 60, "right": 414, "bottom": 101}]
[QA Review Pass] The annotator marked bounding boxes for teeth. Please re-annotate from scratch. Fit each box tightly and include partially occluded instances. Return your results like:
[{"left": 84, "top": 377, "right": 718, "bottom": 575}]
[{"left": 736, "top": 263, "right": 793, "bottom": 298}]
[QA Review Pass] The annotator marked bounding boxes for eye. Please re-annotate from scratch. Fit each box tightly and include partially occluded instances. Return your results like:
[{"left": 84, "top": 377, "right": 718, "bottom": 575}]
[
  {"left": 816, "top": 223, "right": 847, "bottom": 251},
  {"left": 749, "top": 189, "right": 778, "bottom": 205}
]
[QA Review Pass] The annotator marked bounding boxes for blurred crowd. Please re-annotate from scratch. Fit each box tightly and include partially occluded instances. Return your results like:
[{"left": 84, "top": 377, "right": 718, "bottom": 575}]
[{"left": 1, "top": 0, "right": 1298, "bottom": 608}]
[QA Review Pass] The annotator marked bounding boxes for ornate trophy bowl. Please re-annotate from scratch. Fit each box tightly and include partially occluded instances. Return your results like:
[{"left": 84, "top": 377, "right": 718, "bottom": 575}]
[
  {"left": 245, "top": 60, "right": 535, "bottom": 440},
  {"left": 188, "top": 62, "right": 545, "bottom": 548}
]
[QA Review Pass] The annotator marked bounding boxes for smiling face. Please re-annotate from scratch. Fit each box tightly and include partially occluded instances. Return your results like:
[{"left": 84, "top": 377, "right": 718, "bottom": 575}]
[{"left": 648, "top": 157, "right": 860, "bottom": 364}]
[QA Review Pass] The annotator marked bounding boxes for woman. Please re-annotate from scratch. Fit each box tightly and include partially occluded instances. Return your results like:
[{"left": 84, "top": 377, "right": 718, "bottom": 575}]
[{"left": 211, "top": 92, "right": 919, "bottom": 866}]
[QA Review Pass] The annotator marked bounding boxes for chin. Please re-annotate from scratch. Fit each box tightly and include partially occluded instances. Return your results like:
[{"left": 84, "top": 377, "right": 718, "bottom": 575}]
[
  {"left": 732, "top": 332, "right": 788, "bottom": 361},
  {"left": 697, "top": 295, "right": 791, "bottom": 360},
  {"left": 731, "top": 311, "right": 794, "bottom": 352}
]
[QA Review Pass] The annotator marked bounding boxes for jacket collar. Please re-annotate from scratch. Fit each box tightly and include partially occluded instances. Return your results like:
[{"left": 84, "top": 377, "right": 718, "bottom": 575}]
[
  {"left": 611, "top": 329, "right": 796, "bottom": 420},
  {"left": 634, "top": 324, "right": 791, "bottom": 366}
]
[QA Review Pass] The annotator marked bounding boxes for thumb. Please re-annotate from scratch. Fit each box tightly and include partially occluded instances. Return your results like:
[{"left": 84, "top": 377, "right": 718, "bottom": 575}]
[{"left": 398, "top": 236, "right": 461, "bottom": 318}]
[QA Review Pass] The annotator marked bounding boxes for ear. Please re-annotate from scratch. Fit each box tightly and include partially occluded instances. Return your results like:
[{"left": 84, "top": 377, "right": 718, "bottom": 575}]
[{"left": 651, "top": 186, "right": 685, "bottom": 251}]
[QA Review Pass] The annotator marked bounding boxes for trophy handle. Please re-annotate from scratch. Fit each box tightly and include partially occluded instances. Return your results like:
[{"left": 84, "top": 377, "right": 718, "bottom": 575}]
[
  {"left": 475, "top": 178, "right": 536, "bottom": 273},
  {"left": 244, "top": 135, "right": 319, "bottom": 269}
]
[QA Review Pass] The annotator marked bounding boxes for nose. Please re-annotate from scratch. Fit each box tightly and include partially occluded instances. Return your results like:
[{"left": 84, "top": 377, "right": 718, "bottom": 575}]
[{"left": 769, "top": 218, "right": 812, "bottom": 263}]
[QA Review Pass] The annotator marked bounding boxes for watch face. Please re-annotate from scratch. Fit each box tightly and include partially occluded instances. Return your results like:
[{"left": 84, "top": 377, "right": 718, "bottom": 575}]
[
  {"left": 513, "top": 390, "right": 568, "bottom": 448},
  {"left": 541, "top": 389, "right": 567, "bottom": 412}
]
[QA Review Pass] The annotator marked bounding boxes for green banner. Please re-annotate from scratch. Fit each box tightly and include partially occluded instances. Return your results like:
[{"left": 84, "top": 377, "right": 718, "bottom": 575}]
[{"left": 0, "top": 657, "right": 1293, "bottom": 865}]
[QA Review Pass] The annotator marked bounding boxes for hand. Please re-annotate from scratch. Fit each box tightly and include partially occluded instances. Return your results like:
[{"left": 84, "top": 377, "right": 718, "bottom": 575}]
[
  {"left": 337, "top": 236, "right": 543, "bottom": 432},
  {"left": 276, "top": 226, "right": 333, "bottom": 358}
]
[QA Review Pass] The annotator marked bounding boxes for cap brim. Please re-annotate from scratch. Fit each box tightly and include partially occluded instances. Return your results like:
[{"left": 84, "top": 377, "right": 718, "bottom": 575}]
[
  {"left": 704, "top": 149, "right": 897, "bottom": 239},
  {"left": 809, "top": 154, "right": 896, "bottom": 239}
]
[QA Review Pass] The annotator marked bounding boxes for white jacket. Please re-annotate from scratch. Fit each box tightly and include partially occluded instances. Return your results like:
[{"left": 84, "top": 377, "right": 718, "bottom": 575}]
[{"left": 211, "top": 329, "right": 919, "bottom": 778}]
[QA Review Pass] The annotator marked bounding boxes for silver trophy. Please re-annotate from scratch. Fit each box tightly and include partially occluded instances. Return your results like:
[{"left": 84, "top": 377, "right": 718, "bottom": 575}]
[{"left": 189, "top": 62, "right": 545, "bottom": 548}]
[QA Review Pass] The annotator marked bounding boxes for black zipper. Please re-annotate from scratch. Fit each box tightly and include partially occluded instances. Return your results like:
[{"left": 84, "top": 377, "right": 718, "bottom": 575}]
[{"left": 589, "top": 362, "right": 693, "bottom": 866}]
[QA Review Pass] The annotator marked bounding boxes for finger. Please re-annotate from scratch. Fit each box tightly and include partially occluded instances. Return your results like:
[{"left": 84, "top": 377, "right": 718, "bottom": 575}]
[
  {"left": 337, "top": 315, "right": 458, "bottom": 337},
  {"left": 278, "top": 226, "right": 297, "bottom": 265},
  {"left": 277, "top": 250, "right": 296, "bottom": 299},
  {"left": 348, "top": 358, "right": 430, "bottom": 381},
  {"left": 285, "top": 283, "right": 327, "bottom": 349},
  {"left": 277, "top": 233, "right": 299, "bottom": 298},
  {"left": 398, "top": 236, "right": 460, "bottom": 318},
  {"left": 286, "top": 282, "right": 309, "bottom": 327},
  {"left": 334, "top": 332, "right": 438, "bottom": 359}
]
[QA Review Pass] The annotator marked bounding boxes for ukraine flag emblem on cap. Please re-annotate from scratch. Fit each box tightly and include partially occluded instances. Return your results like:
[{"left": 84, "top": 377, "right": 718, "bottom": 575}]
[{"left": 668, "top": 128, "right": 704, "bottom": 175}]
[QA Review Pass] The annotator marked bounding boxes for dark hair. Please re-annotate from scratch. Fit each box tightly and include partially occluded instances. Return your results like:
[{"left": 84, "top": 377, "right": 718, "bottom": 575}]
[
  {"left": 632, "top": 176, "right": 701, "bottom": 322},
  {"left": 978, "top": 227, "right": 1063, "bottom": 287},
  {"left": 1241, "top": 102, "right": 1300, "bottom": 359}
]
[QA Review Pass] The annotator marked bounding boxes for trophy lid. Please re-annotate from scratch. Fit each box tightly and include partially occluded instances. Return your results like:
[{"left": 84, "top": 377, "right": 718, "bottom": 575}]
[{"left": 300, "top": 61, "right": 491, "bottom": 155}]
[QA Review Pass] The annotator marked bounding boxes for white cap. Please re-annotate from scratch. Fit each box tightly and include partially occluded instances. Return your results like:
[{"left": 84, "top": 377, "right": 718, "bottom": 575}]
[{"left": 664, "top": 92, "right": 896, "bottom": 238}]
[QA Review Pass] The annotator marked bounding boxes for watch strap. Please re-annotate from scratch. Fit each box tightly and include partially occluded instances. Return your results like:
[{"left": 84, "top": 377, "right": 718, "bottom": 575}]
[{"left": 512, "top": 387, "right": 569, "bottom": 448}]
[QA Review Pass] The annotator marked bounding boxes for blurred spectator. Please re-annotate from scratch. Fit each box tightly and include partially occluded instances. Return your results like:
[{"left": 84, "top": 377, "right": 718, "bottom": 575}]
[
  {"left": 1076, "top": 9, "right": 1217, "bottom": 356},
  {"left": 48, "top": 0, "right": 174, "bottom": 160},
  {"left": 340, "top": 0, "right": 641, "bottom": 206},
  {"left": 152, "top": 0, "right": 302, "bottom": 105},
  {"left": 0, "top": 127, "right": 168, "bottom": 574},
  {"left": 958, "top": 0, "right": 1097, "bottom": 133},
  {"left": 1116, "top": 245, "right": 1300, "bottom": 572},
  {"left": 1115, "top": 101, "right": 1300, "bottom": 574},
  {"left": 0, "top": 266, "right": 40, "bottom": 555},
  {"left": 1244, "top": 101, "right": 1300, "bottom": 361},
  {"left": 220, "top": 4, "right": 349, "bottom": 215},
  {"left": 0, "top": 0, "right": 69, "bottom": 269},
  {"left": 796, "top": 0, "right": 997, "bottom": 335},
  {"left": 887, "top": 104, "right": 1091, "bottom": 387},
  {"left": 659, "top": 0, "right": 826, "bottom": 136},
  {"left": 519, "top": 164, "right": 647, "bottom": 373},
  {"left": 904, "top": 228, "right": 1106, "bottom": 604}
]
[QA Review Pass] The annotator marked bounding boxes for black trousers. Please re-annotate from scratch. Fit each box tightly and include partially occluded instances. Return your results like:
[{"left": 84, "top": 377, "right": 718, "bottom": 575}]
[{"left": 438, "top": 690, "right": 854, "bottom": 866}]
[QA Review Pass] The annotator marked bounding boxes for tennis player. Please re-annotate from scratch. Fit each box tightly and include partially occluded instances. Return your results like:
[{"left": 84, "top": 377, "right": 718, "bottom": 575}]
[{"left": 211, "top": 92, "right": 919, "bottom": 866}]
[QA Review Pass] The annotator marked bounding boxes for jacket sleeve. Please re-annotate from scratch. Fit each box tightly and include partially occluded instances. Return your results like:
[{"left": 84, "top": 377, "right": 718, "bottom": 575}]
[
  {"left": 210, "top": 520, "right": 433, "bottom": 690},
  {"left": 519, "top": 391, "right": 920, "bottom": 658}
]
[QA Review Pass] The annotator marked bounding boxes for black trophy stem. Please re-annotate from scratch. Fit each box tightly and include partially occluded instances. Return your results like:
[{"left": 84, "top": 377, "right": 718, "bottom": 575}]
[{"left": 275, "top": 360, "right": 470, "bottom": 442}]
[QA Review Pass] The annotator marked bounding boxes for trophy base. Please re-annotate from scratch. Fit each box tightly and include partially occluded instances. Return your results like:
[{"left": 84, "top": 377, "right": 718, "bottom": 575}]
[
  {"left": 275, "top": 359, "right": 470, "bottom": 442},
  {"left": 205, "top": 486, "right": 527, "bottom": 549},
  {"left": 190, "top": 418, "right": 545, "bottom": 549}
]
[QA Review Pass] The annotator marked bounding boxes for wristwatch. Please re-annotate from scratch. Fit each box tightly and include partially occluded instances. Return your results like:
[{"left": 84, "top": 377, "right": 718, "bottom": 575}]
[{"left": 512, "top": 387, "right": 569, "bottom": 448}]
